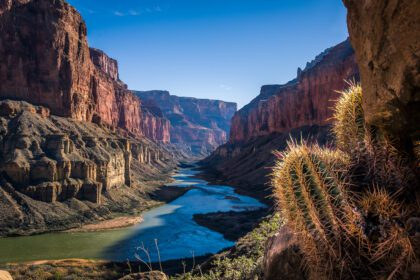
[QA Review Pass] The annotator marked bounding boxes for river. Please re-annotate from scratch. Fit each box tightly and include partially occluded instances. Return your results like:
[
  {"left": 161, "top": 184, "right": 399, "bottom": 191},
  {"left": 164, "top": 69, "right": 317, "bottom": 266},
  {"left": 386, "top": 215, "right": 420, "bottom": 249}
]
[{"left": 0, "top": 167, "right": 265, "bottom": 263}]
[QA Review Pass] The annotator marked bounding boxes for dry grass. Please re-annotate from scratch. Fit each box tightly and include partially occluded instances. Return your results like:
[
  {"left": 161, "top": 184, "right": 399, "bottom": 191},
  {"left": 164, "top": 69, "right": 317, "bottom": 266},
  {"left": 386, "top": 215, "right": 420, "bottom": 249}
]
[{"left": 358, "top": 188, "right": 415, "bottom": 278}]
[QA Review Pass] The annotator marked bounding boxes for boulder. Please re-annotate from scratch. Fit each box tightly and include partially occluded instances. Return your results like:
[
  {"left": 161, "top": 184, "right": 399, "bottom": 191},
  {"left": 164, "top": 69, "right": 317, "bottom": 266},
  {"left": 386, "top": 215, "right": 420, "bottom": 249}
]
[
  {"left": 343, "top": 0, "right": 420, "bottom": 146},
  {"left": 263, "top": 226, "right": 306, "bottom": 280},
  {"left": 119, "top": 271, "right": 167, "bottom": 280}
]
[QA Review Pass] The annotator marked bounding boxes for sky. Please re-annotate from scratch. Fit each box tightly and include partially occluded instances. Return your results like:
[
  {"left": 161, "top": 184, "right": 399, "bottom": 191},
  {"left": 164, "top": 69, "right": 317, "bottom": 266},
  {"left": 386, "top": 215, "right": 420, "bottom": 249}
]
[{"left": 67, "top": 0, "right": 349, "bottom": 108}]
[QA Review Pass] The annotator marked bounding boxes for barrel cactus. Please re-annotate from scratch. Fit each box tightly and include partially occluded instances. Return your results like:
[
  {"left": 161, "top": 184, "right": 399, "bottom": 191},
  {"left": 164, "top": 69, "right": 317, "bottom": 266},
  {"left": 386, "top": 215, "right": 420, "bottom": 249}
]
[
  {"left": 332, "top": 82, "right": 368, "bottom": 155},
  {"left": 271, "top": 142, "right": 363, "bottom": 279},
  {"left": 332, "top": 82, "right": 416, "bottom": 196}
]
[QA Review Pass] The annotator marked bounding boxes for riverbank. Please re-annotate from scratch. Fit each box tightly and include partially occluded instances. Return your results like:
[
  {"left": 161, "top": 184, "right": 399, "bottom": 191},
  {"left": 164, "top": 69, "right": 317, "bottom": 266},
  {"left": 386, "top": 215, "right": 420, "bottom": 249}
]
[
  {"left": 65, "top": 216, "right": 144, "bottom": 233},
  {"left": 193, "top": 208, "right": 269, "bottom": 241},
  {"left": 194, "top": 167, "right": 273, "bottom": 206}
]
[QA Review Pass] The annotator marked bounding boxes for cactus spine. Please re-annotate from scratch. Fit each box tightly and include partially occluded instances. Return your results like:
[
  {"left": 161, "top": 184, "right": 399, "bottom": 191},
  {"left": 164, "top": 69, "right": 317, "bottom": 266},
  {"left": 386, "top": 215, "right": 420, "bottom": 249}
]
[
  {"left": 272, "top": 83, "right": 417, "bottom": 279},
  {"left": 332, "top": 82, "right": 367, "bottom": 154},
  {"left": 272, "top": 142, "right": 362, "bottom": 279}
]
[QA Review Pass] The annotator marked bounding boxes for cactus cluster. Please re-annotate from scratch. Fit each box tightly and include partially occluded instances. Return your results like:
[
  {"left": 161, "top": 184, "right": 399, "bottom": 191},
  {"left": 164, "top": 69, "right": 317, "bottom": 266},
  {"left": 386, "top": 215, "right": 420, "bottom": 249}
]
[
  {"left": 332, "top": 82, "right": 416, "bottom": 197},
  {"left": 272, "top": 142, "right": 363, "bottom": 279},
  {"left": 272, "top": 83, "right": 417, "bottom": 279}
]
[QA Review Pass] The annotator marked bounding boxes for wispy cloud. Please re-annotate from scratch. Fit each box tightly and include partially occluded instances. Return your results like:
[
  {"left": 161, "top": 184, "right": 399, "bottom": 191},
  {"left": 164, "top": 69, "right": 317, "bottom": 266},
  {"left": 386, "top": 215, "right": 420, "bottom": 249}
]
[
  {"left": 114, "top": 9, "right": 142, "bottom": 17},
  {"left": 220, "top": 84, "right": 232, "bottom": 91},
  {"left": 114, "top": 11, "right": 125, "bottom": 17},
  {"left": 128, "top": 9, "right": 141, "bottom": 16},
  {"left": 113, "top": 6, "right": 164, "bottom": 17}
]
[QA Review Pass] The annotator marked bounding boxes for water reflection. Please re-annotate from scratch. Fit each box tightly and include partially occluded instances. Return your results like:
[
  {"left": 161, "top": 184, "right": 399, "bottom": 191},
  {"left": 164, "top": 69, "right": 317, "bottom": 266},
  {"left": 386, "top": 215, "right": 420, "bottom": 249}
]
[{"left": 0, "top": 166, "right": 265, "bottom": 263}]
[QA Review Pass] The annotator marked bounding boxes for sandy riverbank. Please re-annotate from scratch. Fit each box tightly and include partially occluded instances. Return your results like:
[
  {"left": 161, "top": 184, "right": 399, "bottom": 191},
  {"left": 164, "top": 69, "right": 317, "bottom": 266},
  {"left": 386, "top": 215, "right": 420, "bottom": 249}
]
[{"left": 65, "top": 216, "right": 144, "bottom": 233}]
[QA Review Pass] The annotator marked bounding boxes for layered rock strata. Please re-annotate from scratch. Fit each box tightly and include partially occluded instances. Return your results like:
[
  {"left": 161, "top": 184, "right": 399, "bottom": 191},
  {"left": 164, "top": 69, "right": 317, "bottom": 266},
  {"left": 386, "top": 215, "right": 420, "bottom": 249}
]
[
  {"left": 0, "top": 100, "right": 172, "bottom": 205},
  {"left": 229, "top": 39, "right": 359, "bottom": 143},
  {"left": 135, "top": 91, "right": 237, "bottom": 155},
  {"left": 0, "top": 0, "right": 170, "bottom": 143},
  {"left": 202, "top": 39, "right": 359, "bottom": 201},
  {"left": 0, "top": 100, "right": 178, "bottom": 236}
]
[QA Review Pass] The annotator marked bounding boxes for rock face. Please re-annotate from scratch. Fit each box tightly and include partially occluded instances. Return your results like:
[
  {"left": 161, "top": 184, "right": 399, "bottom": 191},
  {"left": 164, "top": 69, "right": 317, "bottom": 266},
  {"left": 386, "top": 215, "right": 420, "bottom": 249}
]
[
  {"left": 89, "top": 49, "right": 171, "bottom": 143},
  {"left": 202, "top": 39, "right": 359, "bottom": 201},
  {"left": 0, "top": 0, "right": 170, "bottom": 143},
  {"left": 135, "top": 91, "right": 237, "bottom": 155},
  {"left": 0, "top": 0, "right": 93, "bottom": 121},
  {"left": 0, "top": 100, "right": 171, "bottom": 205},
  {"left": 230, "top": 39, "right": 359, "bottom": 143},
  {"left": 0, "top": 100, "right": 178, "bottom": 236},
  {"left": 343, "top": 0, "right": 420, "bottom": 147},
  {"left": 90, "top": 48, "right": 119, "bottom": 82}
]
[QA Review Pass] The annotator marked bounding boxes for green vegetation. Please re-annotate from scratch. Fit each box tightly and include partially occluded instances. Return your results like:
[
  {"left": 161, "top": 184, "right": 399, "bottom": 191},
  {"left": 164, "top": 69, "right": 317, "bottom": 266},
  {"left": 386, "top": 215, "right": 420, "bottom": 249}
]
[{"left": 171, "top": 214, "right": 283, "bottom": 280}]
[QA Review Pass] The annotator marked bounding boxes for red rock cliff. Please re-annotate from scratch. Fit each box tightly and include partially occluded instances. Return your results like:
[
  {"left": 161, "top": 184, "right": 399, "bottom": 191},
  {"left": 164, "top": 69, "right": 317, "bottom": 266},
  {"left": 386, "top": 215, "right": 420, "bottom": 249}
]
[
  {"left": 135, "top": 91, "right": 237, "bottom": 154},
  {"left": 89, "top": 48, "right": 170, "bottom": 142},
  {"left": 0, "top": 0, "right": 170, "bottom": 143},
  {"left": 229, "top": 39, "right": 359, "bottom": 143},
  {"left": 0, "top": 0, "right": 94, "bottom": 121}
]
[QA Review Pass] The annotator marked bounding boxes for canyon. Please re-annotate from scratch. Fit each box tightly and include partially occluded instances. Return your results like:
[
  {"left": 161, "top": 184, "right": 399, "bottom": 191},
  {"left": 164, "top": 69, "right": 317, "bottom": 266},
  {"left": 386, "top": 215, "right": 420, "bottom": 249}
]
[
  {"left": 1, "top": 0, "right": 419, "bottom": 279},
  {"left": 135, "top": 91, "right": 237, "bottom": 155},
  {"left": 0, "top": 0, "right": 234, "bottom": 237},
  {"left": 202, "top": 39, "right": 360, "bottom": 201}
]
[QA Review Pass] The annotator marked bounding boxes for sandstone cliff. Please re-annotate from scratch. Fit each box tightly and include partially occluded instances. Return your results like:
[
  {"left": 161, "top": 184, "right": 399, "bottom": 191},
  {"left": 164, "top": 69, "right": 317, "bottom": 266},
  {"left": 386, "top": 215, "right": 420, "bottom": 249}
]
[
  {"left": 0, "top": 100, "right": 178, "bottom": 236},
  {"left": 343, "top": 0, "right": 420, "bottom": 159},
  {"left": 0, "top": 0, "right": 178, "bottom": 236},
  {"left": 202, "top": 39, "right": 359, "bottom": 201},
  {"left": 230, "top": 39, "right": 359, "bottom": 143},
  {"left": 0, "top": 0, "right": 170, "bottom": 143},
  {"left": 135, "top": 91, "right": 237, "bottom": 155}
]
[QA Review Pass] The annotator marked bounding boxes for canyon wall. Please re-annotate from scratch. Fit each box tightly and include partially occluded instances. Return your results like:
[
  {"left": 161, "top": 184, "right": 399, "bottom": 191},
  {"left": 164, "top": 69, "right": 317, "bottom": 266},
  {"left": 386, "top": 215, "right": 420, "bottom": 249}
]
[
  {"left": 135, "top": 91, "right": 237, "bottom": 155},
  {"left": 0, "top": 0, "right": 170, "bottom": 143},
  {"left": 202, "top": 39, "right": 359, "bottom": 201},
  {"left": 0, "top": 100, "right": 173, "bottom": 205},
  {"left": 0, "top": 0, "right": 180, "bottom": 236},
  {"left": 343, "top": 0, "right": 420, "bottom": 157},
  {"left": 230, "top": 39, "right": 359, "bottom": 143}
]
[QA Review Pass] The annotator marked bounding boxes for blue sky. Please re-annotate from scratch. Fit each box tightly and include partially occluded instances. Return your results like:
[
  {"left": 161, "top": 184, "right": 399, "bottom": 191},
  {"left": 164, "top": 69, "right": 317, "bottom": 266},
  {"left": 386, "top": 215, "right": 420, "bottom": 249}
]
[{"left": 67, "top": 0, "right": 348, "bottom": 108}]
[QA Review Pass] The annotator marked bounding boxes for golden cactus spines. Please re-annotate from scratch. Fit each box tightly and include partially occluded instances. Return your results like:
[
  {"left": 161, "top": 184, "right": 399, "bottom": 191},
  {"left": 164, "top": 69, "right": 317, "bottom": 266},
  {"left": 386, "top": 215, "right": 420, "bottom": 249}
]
[
  {"left": 358, "top": 188, "right": 414, "bottom": 278},
  {"left": 332, "top": 82, "right": 368, "bottom": 154},
  {"left": 271, "top": 141, "right": 362, "bottom": 279}
]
